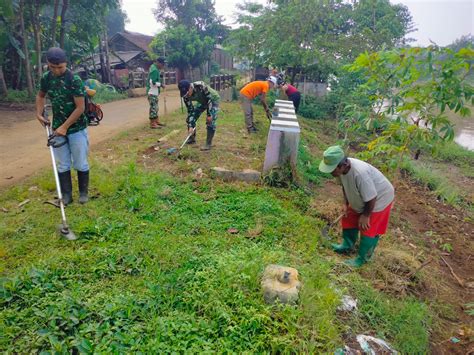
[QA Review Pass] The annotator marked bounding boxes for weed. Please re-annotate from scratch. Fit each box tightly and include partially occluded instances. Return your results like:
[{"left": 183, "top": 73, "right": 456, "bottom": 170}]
[
  {"left": 401, "top": 160, "right": 466, "bottom": 206},
  {"left": 465, "top": 302, "right": 474, "bottom": 316},
  {"left": 297, "top": 140, "right": 328, "bottom": 185}
]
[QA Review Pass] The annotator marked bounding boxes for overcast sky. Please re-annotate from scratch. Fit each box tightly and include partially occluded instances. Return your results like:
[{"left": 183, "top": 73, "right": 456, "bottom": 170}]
[{"left": 121, "top": 0, "right": 473, "bottom": 47}]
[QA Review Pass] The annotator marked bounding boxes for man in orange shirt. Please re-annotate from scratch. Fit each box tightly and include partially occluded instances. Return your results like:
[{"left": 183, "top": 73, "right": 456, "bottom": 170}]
[{"left": 239, "top": 76, "right": 278, "bottom": 133}]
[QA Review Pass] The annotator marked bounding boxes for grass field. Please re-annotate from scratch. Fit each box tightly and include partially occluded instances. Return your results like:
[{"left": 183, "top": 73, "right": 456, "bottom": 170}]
[{"left": 2, "top": 102, "right": 464, "bottom": 353}]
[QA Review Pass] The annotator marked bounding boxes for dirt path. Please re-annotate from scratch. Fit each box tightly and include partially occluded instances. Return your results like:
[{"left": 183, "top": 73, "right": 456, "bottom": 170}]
[{"left": 0, "top": 90, "right": 182, "bottom": 189}]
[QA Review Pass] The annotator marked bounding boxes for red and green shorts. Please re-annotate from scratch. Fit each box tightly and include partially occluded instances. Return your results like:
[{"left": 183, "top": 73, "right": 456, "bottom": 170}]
[{"left": 341, "top": 202, "right": 393, "bottom": 237}]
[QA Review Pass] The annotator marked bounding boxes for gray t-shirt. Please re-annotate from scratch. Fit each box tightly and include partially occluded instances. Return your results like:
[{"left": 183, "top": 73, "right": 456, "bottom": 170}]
[{"left": 339, "top": 158, "right": 394, "bottom": 213}]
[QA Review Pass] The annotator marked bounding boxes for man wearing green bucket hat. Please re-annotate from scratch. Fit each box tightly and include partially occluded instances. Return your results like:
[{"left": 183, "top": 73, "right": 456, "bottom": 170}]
[{"left": 319, "top": 146, "right": 394, "bottom": 267}]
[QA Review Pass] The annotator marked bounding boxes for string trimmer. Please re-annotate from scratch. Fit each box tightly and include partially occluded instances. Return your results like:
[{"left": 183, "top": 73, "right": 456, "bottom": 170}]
[{"left": 43, "top": 105, "right": 77, "bottom": 241}]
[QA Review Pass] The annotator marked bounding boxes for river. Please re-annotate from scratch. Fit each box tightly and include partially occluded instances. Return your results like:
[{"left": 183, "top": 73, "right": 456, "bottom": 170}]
[{"left": 452, "top": 115, "right": 474, "bottom": 151}]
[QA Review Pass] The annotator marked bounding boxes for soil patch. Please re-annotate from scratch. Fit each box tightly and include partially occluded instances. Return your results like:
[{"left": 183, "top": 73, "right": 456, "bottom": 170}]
[
  {"left": 0, "top": 106, "right": 36, "bottom": 128},
  {"left": 314, "top": 177, "right": 474, "bottom": 354}
]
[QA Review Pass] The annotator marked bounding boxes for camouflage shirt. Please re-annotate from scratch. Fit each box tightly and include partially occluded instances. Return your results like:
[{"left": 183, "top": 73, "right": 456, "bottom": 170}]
[
  {"left": 40, "top": 70, "right": 87, "bottom": 135},
  {"left": 183, "top": 81, "right": 220, "bottom": 116}
]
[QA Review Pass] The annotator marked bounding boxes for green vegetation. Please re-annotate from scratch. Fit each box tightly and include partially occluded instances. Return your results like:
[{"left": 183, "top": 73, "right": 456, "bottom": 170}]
[
  {"left": 0, "top": 87, "right": 127, "bottom": 105},
  {"left": 341, "top": 46, "right": 473, "bottom": 171},
  {"left": 93, "top": 90, "right": 128, "bottom": 104},
  {"left": 401, "top": 160, "right": 463, "bottom": 205},
  {"left": 1, "top": 1, "right": 127, "bottom": 97},
  {"left": 228, "top": 0, "right": 413, "bottom": 80},
  {"left": 0, "top": 103, "right": 432, "bottom": 353},
  {"left": 431, "top": 140, "right": 474, "bottom": 173},
  {"left": 1, "top": 89, "right": 34, "bottom": 103}
]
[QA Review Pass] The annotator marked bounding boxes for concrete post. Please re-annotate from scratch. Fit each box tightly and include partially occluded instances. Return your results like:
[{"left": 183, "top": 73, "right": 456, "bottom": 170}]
[{"left": 263, "top": 100, "right": 300, "bottom": 175}]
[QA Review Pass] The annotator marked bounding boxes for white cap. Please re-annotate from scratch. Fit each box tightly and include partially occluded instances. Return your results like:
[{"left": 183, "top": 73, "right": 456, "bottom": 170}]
[{"left": 268, "top": 76, "right": 278, "bottom": 86}]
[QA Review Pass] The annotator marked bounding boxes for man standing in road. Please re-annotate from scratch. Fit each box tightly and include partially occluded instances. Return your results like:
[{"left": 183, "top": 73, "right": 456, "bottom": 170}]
[
  {"left": 239, "top": 76, "right": 278, "bottom": 133},
  {"left": 319, "top": 146, "right": 395, "bottom": 267},
  {"left": 35, "top": 47, "right": 90, "bottom": 205},
  {"left": 146, "top": 57, "right": 166, "bottom": 129},
  {"left": 178, "top": 80, "right": 220, "bottom": 151}
]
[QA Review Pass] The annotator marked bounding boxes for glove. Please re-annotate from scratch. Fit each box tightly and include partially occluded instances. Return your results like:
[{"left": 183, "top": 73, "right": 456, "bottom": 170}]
[{"left": 206, "top": 116, "right": 212, "bottom": 126}]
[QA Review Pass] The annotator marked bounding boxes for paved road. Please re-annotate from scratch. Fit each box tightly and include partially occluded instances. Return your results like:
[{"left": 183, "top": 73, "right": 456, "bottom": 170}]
[{"left": 0, "top": 90, "right": 182, "bottom": 188}]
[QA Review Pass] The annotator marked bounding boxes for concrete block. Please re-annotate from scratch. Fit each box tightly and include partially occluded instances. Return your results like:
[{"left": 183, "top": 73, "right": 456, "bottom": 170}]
[
  {"left": 211, "top": 167, "right": 261, "bottom": 183},
  {"left": 264, "top": 110, "right": 300, "bottom": 174},
  {"left": 276, "top": 107, "right": 296, "bottom": 115},
  {"left": 233, "top": 169, "right": 261, "bottom": 182}
]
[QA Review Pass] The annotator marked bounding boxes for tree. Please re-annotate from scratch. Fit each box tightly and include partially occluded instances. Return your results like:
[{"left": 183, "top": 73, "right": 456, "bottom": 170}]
[
  {"left": 448, "top": 35, "right": 474, "bottom": 52},
  {"left": 340, "top": 46, "right": 474, "bottom": 171},
  {"left": 228, "top": 0, "right": 415, "bottom": 81},
  {"left": 106, "top": 7, "right": 129, "bottom": 37},
  {"left": 49, "top": 0, "right": 59, "bottom": 47},
  {"left": 226, "top": 2, "right": 266, "bottom": 76},
  {"left": 350, "top": 0, "right": 415, "bottom": 53},
  {"left": 150, "top": 25, "right": 214, "bottom": 79},
  {"left": 18, "top": 0, "right": 33, "bottom": 95},
  {"left": 29, "top": 0, "right": 46, "bottom": 83},
  {"left": 152, "top": 0, "right": 228, "bottom": 75},
  {"left": 153, "top": 0, "right": 227, "bottom": 41},
  {"left": 0, "top": 0, "right": 18, "bottom": 95},
  {"left": 58, "top": 0, "right": 68, "bottom": 49}
]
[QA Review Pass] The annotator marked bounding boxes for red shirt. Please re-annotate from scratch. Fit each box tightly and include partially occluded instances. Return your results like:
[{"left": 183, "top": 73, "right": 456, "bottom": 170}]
[{"left": 285, "top": 84, "right": 299, "bottom": 96}]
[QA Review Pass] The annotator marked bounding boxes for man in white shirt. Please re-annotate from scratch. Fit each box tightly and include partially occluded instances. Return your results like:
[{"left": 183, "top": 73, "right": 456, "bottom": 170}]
[{"left": 319, "top": 145, "right": 395, "bottom": 267}]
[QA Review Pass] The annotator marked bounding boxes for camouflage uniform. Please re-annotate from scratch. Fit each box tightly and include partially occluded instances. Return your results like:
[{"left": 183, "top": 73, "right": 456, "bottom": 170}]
[
  {"left": 146, "top": 63, "right": 161, "bottom": 120},
  {"left": 183, "top": 81, "right": 220, "bottom": 130},
  {"left": 40, "top": 69, "right": 89, "bottom": 205},
  {"left": 40, "top": 70, "right": 88, "bottom": 134}
]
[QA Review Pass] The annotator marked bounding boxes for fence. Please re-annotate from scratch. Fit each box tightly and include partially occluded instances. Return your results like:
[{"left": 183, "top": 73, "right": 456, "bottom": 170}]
[
  {"left": 128, "top": 71, "right": 177, "bottom": 89},
  {"left": 210, "top": 74, "right": 235, "bottom": 91}
]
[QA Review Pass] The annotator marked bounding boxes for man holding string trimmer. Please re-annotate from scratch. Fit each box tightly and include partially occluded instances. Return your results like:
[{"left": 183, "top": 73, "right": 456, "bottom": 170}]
[
  {"left": 178, "top": 79, "right": 220, "bottom": 151},
  {"left": 36, "top": 47, "right": 90, "bottom": 205}
]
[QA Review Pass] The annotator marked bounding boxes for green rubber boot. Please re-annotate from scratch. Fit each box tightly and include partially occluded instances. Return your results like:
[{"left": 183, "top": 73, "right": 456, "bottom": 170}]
[
  {"left": 331, "top": 229, "right": 358, "bottom": 254},
  {"left": 345, "top": 235, "right": 380, "bottom": 267}
]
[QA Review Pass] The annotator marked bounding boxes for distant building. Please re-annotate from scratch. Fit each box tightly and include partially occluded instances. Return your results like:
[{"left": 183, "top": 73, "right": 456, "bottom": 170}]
[{"left": 77, "top": 31, "right": 233, "bottom": 87}]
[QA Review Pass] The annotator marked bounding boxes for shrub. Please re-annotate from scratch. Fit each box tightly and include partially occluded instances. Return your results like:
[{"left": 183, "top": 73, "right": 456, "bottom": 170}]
[
  {"left": 2, "top": 90, "right": 34, "bottom": 103},
  {"left": 298, "top": 95, "right": 336, "bottom": 120}
]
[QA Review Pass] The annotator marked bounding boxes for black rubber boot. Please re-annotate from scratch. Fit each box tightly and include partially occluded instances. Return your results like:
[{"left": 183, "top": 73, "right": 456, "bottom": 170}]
[
  {"left": 201, "top": 127, "right": 215, "bottom": 151},
  {"left": 187, "top": 130, "right": 196, "bottom": 144},
  {"left": 77, "top": 170, "right": 89, "bottom": 204},
  {"left": 58, "top": 170, "right": 73, "bottom": 205}
]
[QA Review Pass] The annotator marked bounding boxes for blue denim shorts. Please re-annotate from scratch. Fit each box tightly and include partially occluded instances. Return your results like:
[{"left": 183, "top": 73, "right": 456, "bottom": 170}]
[{"left": 53, "top": 129, "right": 89, "bottom": 173}]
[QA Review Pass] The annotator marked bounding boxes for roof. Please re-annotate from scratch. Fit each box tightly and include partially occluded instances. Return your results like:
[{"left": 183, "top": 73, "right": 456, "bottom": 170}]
[
  {"left": 110, "top": 31, "right": 154, "bottom": 52},
  {"left": 113, "top": 51, "right": 143, "bottom": 64},
  {"left": 75, "top": 51, "right": 143, "bottom": 72}
]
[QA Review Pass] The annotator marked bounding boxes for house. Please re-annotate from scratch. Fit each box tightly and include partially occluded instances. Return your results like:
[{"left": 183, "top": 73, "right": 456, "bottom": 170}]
[
  {"left": 109, "top": 31, "right": 154, "bottom": 53},
  {"left": 78, "top": 30, "right": 233, "bottom": 87}
]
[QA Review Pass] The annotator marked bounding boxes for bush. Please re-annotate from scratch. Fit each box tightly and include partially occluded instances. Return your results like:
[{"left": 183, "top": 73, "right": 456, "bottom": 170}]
[
  {"left": 94, "top": 90, "right": 127, "bottom": 104},
  {"left": 2, "top": 90, "right": 34, "bottom": 103},
  {"left": 298, "top": 95, "right": 336, "bottom": 120}
]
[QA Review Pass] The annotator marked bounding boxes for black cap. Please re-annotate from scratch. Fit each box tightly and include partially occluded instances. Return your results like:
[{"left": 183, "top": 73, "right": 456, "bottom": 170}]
[
  {"left": 178, "top": 80, "right": 191, "bottom": 97},
  {"left": 156, "top": 57, "right": 166, "bottom": 64},
  {"left": 46, "top": 47, "right": 67, "bottom": 64}
]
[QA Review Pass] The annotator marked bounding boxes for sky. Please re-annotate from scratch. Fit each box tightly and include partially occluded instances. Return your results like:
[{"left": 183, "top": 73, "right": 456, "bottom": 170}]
[{"left": 121, "top": 0, "right": 473, "bottom": 47}]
